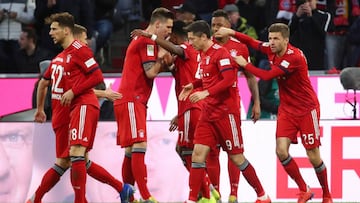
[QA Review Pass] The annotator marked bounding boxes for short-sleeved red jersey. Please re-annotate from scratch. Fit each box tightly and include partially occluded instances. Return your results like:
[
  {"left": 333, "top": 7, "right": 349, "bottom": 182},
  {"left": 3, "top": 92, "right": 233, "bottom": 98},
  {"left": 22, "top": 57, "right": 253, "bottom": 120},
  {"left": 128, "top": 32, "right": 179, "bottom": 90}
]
[
  {"left": 173, "top": 42, "right": 202, "bottom": 116},
  {"left": 43, "top": 62, "right": 70, "bottom": 129},
  {"left": 114, "top": 36, "right": 158, "bottom": 106},
  {"left": 199, "top": 44, "right": 239, "bottom": 121},
  {"left": 62, "top": 40, "right": 100, "bottom": 109}
]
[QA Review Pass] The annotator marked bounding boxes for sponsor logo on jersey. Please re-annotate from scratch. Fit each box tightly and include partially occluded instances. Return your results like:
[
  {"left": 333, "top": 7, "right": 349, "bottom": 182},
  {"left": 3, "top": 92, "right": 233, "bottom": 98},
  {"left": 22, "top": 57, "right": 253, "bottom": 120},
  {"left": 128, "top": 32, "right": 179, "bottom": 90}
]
[
  {"left": 280, "top": 60, "right": 290, "bottom": 68},
  {"left": 85, "top": 58, "right": 96, "bottom": 68},
  {"left": 147, "top": 45, "right": 155, "bottom": 56},
  {"left": 220, "top": 58, "right": 231, "bottom": 66}
]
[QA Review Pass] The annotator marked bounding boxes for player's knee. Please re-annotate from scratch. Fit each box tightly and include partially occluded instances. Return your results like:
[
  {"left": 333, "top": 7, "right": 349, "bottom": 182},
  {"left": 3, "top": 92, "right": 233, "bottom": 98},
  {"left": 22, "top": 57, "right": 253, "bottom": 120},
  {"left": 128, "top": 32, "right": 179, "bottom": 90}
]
[
  {"left": 276, "top": 147, "right": 288, "bottom": 160},
  {"left": 55, "top": 157, "right": 71, "bottom": 169},
  {"left": 69, "top": 144, "right": 86, "bottom": 156}
]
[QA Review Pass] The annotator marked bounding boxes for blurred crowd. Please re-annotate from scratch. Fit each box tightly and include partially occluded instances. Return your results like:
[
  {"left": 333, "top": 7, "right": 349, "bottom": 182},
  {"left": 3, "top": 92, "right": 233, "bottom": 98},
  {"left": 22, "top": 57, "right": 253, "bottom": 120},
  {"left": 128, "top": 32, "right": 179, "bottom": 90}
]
[{"left": 0, "top": 0, "right": 359, "bottom": 74}]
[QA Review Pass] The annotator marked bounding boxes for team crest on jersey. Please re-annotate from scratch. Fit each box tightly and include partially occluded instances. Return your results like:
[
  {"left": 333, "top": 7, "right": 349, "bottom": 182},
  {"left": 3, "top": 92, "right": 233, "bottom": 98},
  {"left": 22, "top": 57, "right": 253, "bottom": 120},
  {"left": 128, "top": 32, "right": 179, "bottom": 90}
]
[
  {"left": 66, "top": 54, "right": 72, "bottom": 63},
  {"left": 147, "top": 45, "right": 154, "bottom": 56},
  {"left": 230, "top": 49, "right": 238, "bottom": 57},
  {"left": 280, "top": 60, "right": 290, "bottom": 68},
  {"left": 138, "top": 129, "right": 145, "bottom": 138}
]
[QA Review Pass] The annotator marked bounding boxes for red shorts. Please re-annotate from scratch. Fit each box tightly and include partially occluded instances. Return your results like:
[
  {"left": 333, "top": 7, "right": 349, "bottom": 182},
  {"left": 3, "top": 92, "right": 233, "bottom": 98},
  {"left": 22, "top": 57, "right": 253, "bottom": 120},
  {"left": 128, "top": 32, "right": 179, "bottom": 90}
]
[
  {"left": 194, "top": 113, "right": 244, "bottom": 155},
  {"left": 276, "top": 108, "right": 321, "bottom": 149},
  {"left": 177, "top": 108, "right": 201, "bottom": 149},
  {"left": 114, "top": 102, "right": 147, "bottom": 147},
  {"left": 68, "top": 104, "right": 99, "bottom": 151},
  {"left": 54, "top": 124, "right": 70, "bottom": 158}
]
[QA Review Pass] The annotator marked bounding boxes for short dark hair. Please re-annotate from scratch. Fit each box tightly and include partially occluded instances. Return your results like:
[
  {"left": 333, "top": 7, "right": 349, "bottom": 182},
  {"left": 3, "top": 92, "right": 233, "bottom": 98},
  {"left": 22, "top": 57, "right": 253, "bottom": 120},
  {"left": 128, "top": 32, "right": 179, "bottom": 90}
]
[
  {"left": 212, "top": 9, "right": 230, "bottom": 22},
  {"left": 22, "top": 27, "right": 37, "bottom": 44},
  {"left": 172, "top": 20, "right": 187, "bottom": 37},
  {"left": 45, "top": 12, "right": 75, "bottom": 32},
  {"left": 268, "top": 23, "right": 290, "bottom": 38},
  {"left": 185, "top": 20, "right": 211, "bottom": 38},
  {"left": 150, "top": 7, "right": 174, "bottom": 24}
]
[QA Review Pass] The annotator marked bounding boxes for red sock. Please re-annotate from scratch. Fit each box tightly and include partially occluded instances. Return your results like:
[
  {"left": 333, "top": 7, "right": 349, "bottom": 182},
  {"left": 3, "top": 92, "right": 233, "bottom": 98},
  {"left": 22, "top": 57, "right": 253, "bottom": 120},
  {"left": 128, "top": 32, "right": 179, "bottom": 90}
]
[
  {"left": 71, "top": 158, "right": 87, "bottom": 203},
  {"left": 34, "top": 164, "right": 66, "bottom": 202},
  {"left": 315, "top": 162, "right": 331, "bottom": 197},
  {"left": 206, "top": 148, "right": 220, "bottom": 190},
  {"left": 281, "top": 156, "right": 307, "bottom": 192},
  {"left": 239, "top": 160, "right": 265, "bottom": 197},
  {"left": 189, "top": 163, "right": 206, "bottom": 201},
  {"left": 132, "top": 151, "right": 151, "bottom": 200},
  {"left": 200, "top": 175, "right": 210, "bottom": 199},
  {"left": 228, "top": 157, "right": 240, "bottom": 196},
  {"left": 122, "top": 154, "right": 135, "bottom": 185},
  {"left": 183, "top": 154, "right": 209, "bottom": 199},
  {"left": 87, "top": 160, "right": 123, "bottom": 192}
]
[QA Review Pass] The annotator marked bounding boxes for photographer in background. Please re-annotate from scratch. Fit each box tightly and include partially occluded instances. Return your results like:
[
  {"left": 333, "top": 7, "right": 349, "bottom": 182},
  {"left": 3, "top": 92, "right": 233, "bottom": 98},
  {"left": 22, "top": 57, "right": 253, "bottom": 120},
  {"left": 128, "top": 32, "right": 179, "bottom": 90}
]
[
  {"left": 288, "top": 0, "right": 331, "bottom": 70},
  {"left": 0, "top": 0, "right": 35, "bottom": 73}
]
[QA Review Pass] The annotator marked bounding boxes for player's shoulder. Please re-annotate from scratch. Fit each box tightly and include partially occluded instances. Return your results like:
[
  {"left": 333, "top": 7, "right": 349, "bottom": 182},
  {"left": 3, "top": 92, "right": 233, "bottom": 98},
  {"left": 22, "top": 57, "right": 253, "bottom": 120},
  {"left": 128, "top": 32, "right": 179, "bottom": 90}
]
[
  {"left": 229, "top": 36, "right": 241, "bottom": 44},
  {"left": 284, "top": 44, "right": 305, "bottom": 61},
  {"left": 71, "top": 40, "right": 92, "bottom": 54},
  {"left": 132, "top": 36, "right": 154, "bottom": 45},
  {"left": 71, "top": 40, "right": 85, "bottom": 49}
]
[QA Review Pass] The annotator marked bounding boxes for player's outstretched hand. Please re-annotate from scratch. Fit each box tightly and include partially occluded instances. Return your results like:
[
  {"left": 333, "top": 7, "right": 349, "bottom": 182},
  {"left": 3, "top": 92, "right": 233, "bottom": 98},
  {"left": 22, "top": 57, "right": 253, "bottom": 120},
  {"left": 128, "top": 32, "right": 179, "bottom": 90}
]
[
  {"left": 233, "top": 55, "right": 249, "bottom": 67},
  {"left": 214, "top": 27, "right": 235, "bottom": 38},
  {"left": 179, "top": 83, "right": 194, "bottom": 101}
]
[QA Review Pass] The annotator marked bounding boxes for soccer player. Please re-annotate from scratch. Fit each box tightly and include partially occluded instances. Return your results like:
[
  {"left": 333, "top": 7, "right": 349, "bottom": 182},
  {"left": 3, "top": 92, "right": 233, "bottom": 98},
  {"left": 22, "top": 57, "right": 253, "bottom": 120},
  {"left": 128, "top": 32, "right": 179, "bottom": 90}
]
[
  {"left": 180, "top": 20, "right": 271, "bottom": 203},
  {"left": 214, "top": 23, "right": 333, "bottom": 203},
  {"left": 113, "top": 7, "right": 174, "bottom": 203},
  {"left": 29, "top": 13, "right": 134, "bottom": 203},
  {"left": 131, "top": 20, "right": 216, "bottom": 202},
  {"left": 209, "top": 9, "right": 261, "bottom": 203}
]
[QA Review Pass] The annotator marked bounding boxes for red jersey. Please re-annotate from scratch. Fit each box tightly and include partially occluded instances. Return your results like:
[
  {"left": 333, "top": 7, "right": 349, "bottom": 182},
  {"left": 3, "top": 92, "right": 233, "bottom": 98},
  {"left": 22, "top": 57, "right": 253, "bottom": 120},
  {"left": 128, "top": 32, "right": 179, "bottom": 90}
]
[
  {"left": 173, "top": 42, "right": 202, "bottom": 116},
  {"left": 214, "top": 37, "right": 250, "bottom": 69},
  {"left": 43, "top": 62, "right": 70, "bottom": 129},
  {"left": 61, "top": 40, "right": 101, "bottom": 109},
  {"left": 198, "top": 43, "right": 239, "bottom": 121},
  {"left": 114, "top": 36, "right": 158, "bottom": 106},
  {"left": 234, "top": 31, "right": 319, "bottom": 116}
]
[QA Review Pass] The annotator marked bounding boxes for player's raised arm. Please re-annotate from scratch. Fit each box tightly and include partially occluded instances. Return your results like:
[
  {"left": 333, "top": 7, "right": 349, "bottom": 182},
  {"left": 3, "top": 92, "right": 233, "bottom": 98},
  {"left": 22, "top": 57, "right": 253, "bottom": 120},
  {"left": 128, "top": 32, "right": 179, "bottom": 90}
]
[{"left": 131, "top": 29, "right": 185, "bottom": 57}]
